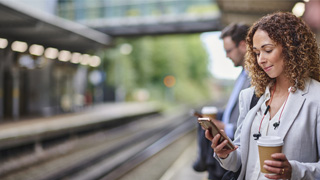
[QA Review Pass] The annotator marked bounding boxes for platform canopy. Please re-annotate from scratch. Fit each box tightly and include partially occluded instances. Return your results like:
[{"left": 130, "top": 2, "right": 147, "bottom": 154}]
[
  {"left": 0, "top": 0, "right": 112, "bottom": 53},
  {"left": 217, "top": 0, "right": 301, "bottom": 26}
]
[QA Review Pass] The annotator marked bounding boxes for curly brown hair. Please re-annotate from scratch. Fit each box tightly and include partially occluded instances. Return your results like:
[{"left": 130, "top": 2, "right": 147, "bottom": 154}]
[{"left": 245, "top": 12, "right": 320, "bottom": 97}]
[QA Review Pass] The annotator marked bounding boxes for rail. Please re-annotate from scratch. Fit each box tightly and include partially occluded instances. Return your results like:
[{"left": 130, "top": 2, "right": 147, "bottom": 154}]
[{"left": 1, "top": 108, "right": 196, "bottom": 180}]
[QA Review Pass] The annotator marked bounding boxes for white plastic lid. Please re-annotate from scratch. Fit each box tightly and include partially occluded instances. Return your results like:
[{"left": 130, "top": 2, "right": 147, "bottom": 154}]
[
  {"left": 257, "top": 136, "right": 284, "bottom": 147},
  {"left": 201, "top": 106, "right": 218, "bottom": 114}
]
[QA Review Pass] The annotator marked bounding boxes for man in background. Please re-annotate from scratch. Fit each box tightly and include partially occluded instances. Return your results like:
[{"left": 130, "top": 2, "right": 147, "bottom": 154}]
[{"left": 193, "top": 23, "right": 250, "bottom": 180}]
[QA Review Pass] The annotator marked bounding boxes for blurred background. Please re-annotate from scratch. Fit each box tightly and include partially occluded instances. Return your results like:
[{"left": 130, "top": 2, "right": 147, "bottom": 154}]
[{"left": 0, "top": 0, "right": 318, "bottom": 179}]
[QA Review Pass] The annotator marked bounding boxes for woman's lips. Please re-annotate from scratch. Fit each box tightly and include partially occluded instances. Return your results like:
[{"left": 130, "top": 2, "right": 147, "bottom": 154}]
[{"left": 264, "top": 65, "right": 273, "bottom": 72}]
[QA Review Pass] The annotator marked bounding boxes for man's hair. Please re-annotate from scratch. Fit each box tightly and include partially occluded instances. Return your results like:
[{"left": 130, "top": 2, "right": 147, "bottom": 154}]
[{"left": 220, "top": 23, "right": 249, "bottom": 46}]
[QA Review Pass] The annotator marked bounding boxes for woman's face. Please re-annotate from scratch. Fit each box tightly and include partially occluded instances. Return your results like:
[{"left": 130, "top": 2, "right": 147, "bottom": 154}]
[{"left": 253, "top": 29, "right": 285, "bottom": 79}]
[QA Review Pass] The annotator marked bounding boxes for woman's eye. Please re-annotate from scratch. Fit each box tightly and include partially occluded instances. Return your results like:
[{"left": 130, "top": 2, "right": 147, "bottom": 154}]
[{"left": 266, "top": 50, "right": 272, "bottom": 53}]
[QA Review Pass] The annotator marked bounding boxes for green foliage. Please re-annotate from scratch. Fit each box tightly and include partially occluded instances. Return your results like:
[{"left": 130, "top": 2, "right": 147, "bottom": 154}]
[
  {"left": 187, "top": 4, "right": 219, "bottom": 14},
  {"left": 102, "top": 33, "right": 213, "bottom": 105}
]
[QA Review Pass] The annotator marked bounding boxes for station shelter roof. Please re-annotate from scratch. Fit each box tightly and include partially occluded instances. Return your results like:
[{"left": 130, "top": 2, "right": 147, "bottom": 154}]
[{"left": 0, "top": 0, "right": 112, "bottom": 53}]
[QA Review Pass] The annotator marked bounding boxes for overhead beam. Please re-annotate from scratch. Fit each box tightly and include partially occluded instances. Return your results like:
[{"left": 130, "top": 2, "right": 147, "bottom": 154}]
[
  {"left": 0, "top": 0, "right": 112, "bottom": 52},
  {"left": 83, "top": 13, "right": 222, "bottom": 36}
]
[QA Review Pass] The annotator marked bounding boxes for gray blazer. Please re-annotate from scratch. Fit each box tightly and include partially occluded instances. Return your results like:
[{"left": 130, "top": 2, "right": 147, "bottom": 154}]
[{"left": 218, "top": 78, "right": 320, "bottom": 180}]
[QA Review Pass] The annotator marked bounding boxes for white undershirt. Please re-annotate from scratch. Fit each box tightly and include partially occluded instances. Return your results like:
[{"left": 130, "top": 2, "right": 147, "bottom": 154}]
[{"left": 246, "top": 86, "right": 286, "bottom": 180}]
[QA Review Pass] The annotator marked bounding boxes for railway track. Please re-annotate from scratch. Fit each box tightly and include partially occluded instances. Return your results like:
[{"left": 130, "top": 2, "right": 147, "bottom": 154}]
[{"left": 1, "top": 110, "right": 197, "bottom": 180}]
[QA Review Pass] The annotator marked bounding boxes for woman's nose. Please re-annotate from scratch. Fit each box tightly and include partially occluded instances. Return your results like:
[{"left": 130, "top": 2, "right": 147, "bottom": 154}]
[{"left": 257, "top": 54, "right": 265, "bottom": 65}]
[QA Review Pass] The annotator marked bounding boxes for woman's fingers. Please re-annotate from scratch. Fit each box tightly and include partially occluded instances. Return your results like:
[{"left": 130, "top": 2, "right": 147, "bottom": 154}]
[
  {"left": 206, "top": 129, "right": 237, "bottom": 159},
  {"left": 211, "top": 136, "right": 237, "bottom": 159},
  {"left": 264, "top": 159, "right": 285, "bottom": 168},
  {"left": 271, "top": 153, "right": 288, "bottom": 161},
  {"left": 263, "top": 153, "right": 292, "bottom": 179},
  {"left": 214, "top": 139, "right": 227, "bottom": 151}
]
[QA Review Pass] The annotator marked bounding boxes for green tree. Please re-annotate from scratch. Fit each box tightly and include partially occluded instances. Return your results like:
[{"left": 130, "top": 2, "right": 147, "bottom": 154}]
[{"left": 102, "top": 33, "right": 213, "bottom": 106}]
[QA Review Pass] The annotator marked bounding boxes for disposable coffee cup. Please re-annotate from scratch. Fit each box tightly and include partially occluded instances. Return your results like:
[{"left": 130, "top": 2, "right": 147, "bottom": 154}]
[
  {"left": 201, "top": 106, "right": 218, "bottom": 119},
  {"left": 257, "top": 136, "right": 284, "bottom": 174}
]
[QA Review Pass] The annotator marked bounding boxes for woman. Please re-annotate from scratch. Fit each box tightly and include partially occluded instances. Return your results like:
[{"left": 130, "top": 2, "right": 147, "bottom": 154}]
[{"left": 206, "top": 12, "right": 320, "bottom": 180}]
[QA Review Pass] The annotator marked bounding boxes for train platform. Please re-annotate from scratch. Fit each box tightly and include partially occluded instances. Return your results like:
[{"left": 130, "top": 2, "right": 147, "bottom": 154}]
[
  {"left": 0, "top": 102, "right": 161, "bottom": 149},
  {"left": 0, "top": 101, "right": 213, "bottom": 180},
  {"left": 159, "top": 135, "right": 208, "bottom": 180}
]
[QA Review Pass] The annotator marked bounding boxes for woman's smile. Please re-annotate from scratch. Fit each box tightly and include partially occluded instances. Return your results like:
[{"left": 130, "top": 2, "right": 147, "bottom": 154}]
[{"left": 263, "top": 65, "right": 273, "bottom": 72}]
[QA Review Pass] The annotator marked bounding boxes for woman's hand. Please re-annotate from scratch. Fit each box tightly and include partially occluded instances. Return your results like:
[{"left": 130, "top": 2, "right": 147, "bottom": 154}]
[
  {"left": 263, "top": 153, "right": 292, "bottom": 179},
  {"left": 205, "top": 129, "right": 237, "bottom": 159}
]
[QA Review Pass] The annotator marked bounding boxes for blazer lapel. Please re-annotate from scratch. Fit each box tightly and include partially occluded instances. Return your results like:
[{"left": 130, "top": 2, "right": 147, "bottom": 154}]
[
  {"left": 277, "top": 79, "right": 310, "bottom": 139},
  {"left": 240, "top": 96, "right": 265, "bottom": 167}
]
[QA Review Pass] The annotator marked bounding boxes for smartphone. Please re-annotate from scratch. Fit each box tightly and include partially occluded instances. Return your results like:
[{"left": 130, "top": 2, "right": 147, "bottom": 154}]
[{"left": 198, "top": 117, "right": 235, "bottom": 150}]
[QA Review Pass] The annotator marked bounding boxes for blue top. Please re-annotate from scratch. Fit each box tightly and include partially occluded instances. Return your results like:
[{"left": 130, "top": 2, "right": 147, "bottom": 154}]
[{"left": 222, "top": 70, "right": 247, "bottom": 139}]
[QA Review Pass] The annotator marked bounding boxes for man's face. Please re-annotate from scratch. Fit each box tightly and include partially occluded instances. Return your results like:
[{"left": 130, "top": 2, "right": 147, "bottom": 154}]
[{"left": 223, "top": 36, "right": 245, "bottom": 67}]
